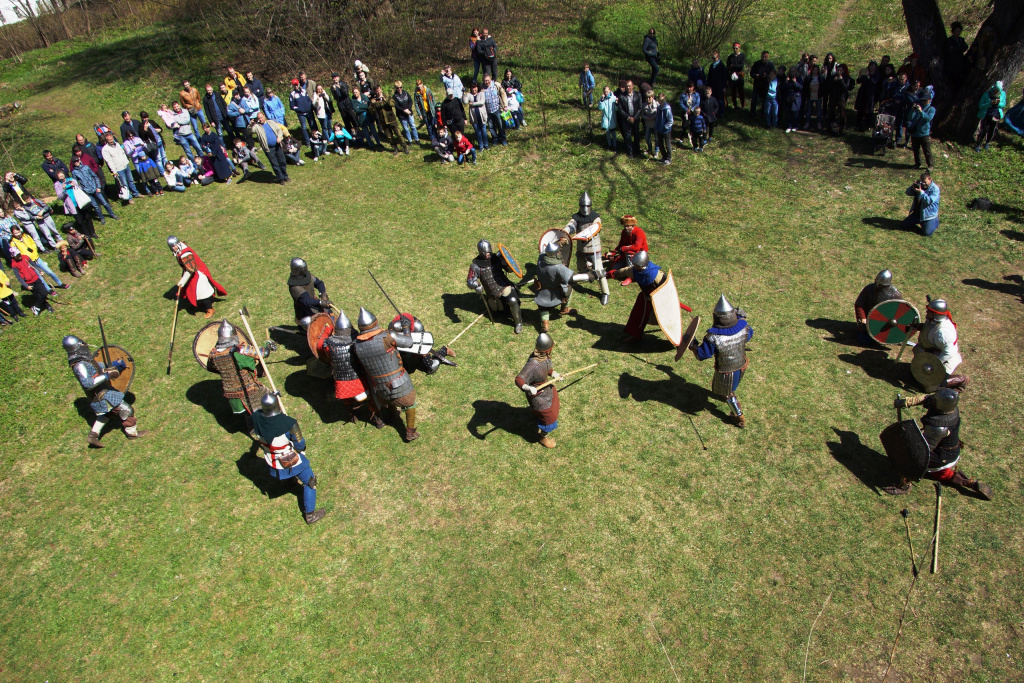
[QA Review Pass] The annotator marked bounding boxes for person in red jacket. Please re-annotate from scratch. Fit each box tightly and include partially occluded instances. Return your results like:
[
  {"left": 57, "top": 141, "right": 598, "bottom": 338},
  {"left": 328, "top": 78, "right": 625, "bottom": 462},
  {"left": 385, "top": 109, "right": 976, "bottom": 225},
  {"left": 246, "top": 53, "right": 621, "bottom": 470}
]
[
  {"left": 9, "top": 248, "right": 54, "bottom": 315},
  {"left": 603, "top": 215, "right": 649, "bottom": 285},
  {"left": 453, "top": 129, "right": 476, "bottom": 165},
  {"left": 167, "top": 235, "right": 226, "bottom": 318}
]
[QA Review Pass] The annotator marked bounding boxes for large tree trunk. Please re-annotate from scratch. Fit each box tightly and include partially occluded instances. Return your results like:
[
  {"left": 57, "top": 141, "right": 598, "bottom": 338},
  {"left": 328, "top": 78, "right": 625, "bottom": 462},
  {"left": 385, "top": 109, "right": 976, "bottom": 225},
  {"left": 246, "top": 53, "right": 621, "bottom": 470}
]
[{"left": 902, "top": 0, "right": 1024, "bottom": 140}]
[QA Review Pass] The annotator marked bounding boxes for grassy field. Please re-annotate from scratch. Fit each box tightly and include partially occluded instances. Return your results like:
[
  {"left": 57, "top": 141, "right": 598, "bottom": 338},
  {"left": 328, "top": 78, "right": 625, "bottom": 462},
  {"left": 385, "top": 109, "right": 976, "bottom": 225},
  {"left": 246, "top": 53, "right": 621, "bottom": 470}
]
[{"left": 1, "top": 0, "right": 1023, "bottom": 680}]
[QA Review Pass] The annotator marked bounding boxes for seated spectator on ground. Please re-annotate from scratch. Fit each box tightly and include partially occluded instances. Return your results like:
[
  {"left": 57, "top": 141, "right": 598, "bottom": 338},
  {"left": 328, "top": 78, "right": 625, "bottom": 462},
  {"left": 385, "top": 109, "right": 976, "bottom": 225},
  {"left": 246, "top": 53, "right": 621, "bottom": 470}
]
[
  {"left": 453, "top": 129, "right": 476, "bottom": 165},
  {"left": 164, "top": 162, "right": 190, "bottom": 192},
  {"left": 283, "top": 135, "right": 305, "bottom": 165},
  {"left": 327, "top": 123, "right": 353, "bottom": 156},
  {"left": 232, "top": 138, "right": 266, "bottom": 180},
  {"left": 433, "top": 126, "right": 456, "bottom": 163},
  {"left": 56, "top": 239, "right": 90, "bottom": 278}
]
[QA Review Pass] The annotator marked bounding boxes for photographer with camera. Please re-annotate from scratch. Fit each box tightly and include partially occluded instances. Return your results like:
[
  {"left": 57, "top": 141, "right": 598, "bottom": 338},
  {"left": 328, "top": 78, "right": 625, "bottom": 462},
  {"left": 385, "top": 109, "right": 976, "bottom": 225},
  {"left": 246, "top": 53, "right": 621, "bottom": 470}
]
[
  {"left": 906, "top": 94, "right": 935, "bottom": 169},
  {"left": 901, "top": 171, "right": 941, "bottom": 236}
]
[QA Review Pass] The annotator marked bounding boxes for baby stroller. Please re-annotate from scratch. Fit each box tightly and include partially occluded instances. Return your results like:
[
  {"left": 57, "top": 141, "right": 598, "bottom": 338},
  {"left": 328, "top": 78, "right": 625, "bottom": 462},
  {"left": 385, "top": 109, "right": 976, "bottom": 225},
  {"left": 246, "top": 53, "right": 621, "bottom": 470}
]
[{"left": 872, "top": 101, "right": 899, "bottom": 155}]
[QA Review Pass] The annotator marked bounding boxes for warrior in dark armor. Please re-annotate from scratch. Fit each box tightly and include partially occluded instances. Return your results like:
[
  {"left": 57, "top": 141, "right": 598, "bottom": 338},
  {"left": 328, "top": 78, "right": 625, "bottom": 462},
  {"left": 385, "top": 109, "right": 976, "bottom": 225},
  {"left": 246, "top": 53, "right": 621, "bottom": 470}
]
[
  {"left": 532, "top": 241, "right": 599, "bottom": 332},
  {"left": 467, "top": 239, "right": 523, "bottom": 334},
  {"left": 515, "top": 333, "right": 562, "bottom": 448},
  {"left": 351, "top": 307, "right": 421, "bottom": 442},
  {"left": 168, "top": 236, "right": 226, "bottom": 319},
  {"left": 911, "top": 298, "right": 968, "bottom": 391},
  {"left": 564, "top": 191, "right": 610, "bottom": 305},
  {"left": 884, "top": 389, "right": 992, "bottom": 499},
  {"left": 207, "top": 318, "right": 277, "bottom": 431},
  {"left": 63, "top": 334, "right": 146, "bottom": 448},
  {"left": 690, "top": 295, "right": 754, "bottom": 427},
  {"left": 287, "top": 257, "right": 332, "bottom": 329},
  {"left": 608, "top": 251, "right": 690, "bottom": 341},
  {"left": 251, "top": 393, "right": 327, "bottom": 525},
  {"left": 388, "top": 312, "right": 457, "bottom": 374},
  {"left": 322, "top": 309, "right": 382, "bottom": 426},
  {"left": 854, "top": 269, "right": 902, "bottom": 344}
]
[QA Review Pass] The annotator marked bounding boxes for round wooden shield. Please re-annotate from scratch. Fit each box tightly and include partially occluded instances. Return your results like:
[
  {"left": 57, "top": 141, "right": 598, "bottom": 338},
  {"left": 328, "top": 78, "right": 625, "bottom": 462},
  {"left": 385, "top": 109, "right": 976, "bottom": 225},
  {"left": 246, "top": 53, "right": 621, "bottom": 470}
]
[
  {"left": 192, "top": 321, "right": 253, "bottom": 372},
  {"left": 306, "top": 312, "right": 335, "bottom": 364},
  {"left": 539, "top": 229, "right": 572, "bottom": 267},
  {"left": 497, "top": 242, "right": 524, "bottom": 279},
  {"left": 911, "top": 350, "right": 947, "bottom": 392},
  {"left": 867, "top": 299, "right": 920, "bottom": 345},
  {"left": 93, "top": 345, "right": 135, "bottom": 393},
  {"left": 674, "top": 316, "right": 702, "bottom": 362}
]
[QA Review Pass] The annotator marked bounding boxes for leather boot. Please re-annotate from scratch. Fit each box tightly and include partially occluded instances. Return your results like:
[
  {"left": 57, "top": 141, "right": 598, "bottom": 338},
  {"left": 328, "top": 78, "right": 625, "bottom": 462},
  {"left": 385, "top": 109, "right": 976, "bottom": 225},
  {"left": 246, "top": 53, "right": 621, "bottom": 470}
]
[
  {"left": 404, "top": 407, "right": 420, "bottom": 442},
  {"left": 304, "top": 509, "right": 328, "bottom": 525},
  {"left": 540, "top": 319, "right": 550, "bottom": 332},
  {"left": 538, "top": 430, "right": 556, "bottom": 448},
  {"left": 125, "top": 430, "right": 149, "bottom": 439},
  {"left": 87, "top": 432, "right": 104, "bottom": 448}
]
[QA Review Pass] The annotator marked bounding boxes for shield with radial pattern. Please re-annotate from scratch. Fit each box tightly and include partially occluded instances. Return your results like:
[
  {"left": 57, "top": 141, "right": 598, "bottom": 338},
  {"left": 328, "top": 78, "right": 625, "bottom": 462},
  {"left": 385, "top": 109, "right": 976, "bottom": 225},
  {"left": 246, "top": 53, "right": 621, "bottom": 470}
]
[
  {"left": 306, "top": 312, "right": 336, "bottom": 364},
  {"left": 650, "top": 270, "right": 683, "bottom": 347},
  {"left": 93, "top": 345, "right": 135, "bottom": 393},
  {"left": 866, "top": 299, "right": 920, "bottom": 345},
  {"left": 538, "top": 229, "right": 572, "bottom": 267},
  {"left": 497, "top": 243, "right": 524, "bottom": 279}
]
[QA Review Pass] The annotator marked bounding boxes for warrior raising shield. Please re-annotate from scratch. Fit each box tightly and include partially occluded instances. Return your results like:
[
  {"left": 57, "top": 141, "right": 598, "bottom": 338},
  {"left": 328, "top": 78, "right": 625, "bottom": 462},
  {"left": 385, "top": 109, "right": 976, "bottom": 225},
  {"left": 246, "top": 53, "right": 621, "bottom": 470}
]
[
  {"left": 288, "top": 257, "right": 332, "bottom": 330},
  {"left": 911, "top": 298, "right": 968, "bottom": 391},
  {"left": 467, "top": 239, "right": 524, "bottom": 334},
  {"left": 690, "top": 295, "right": 754, "bottom": 428},
  {"left": 565, "top": 191, "right": 610, "bottom": 305},
  {"left": 608, "top": 251, "right": 690, "bottom": 342},
  {"left": 853, "top": 269, "right": 902, "bottom": 344},
  {"left": 205, "top": 318, "right": 277, "bottom": 433},
  {"left": 64, "top": 334, "right": 146, "bottom": 448},
  {"left": 168, "top": 236, "right": 226, "bottom": 319}
]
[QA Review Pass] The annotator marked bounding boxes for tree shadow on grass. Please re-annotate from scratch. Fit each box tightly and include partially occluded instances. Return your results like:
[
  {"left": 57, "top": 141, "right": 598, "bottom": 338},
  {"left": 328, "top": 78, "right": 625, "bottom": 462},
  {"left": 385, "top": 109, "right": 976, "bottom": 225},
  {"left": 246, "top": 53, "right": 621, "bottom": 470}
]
[
  {"left": 185, "top": 379, "right": 246, "bottom": 434},
  {"left": 962, "top": 276, "right": 1024, "bottom": 303},
  {"left": 466, "top": 399, "right": 536, "bottom": 442},
  {"left": 805, "top": 317, "right": 879, "bottom": 348},
  {"left": 235, "top": 441, "right": 302, "bottom": 515},
  {"left": 861, "top": 216, "right": 917, "bottom": 233},
  {"left": 837, "top": 348, "right": 913, "bottom": 389},
  {"left": 617, "top": 363, "right": 732, "bottom": 424},
  {"left": 566, "top": 310, "right": 674, "bottom": 354},
  {"left": 827, "top": 427, "right": 895, "bottom": 495}
]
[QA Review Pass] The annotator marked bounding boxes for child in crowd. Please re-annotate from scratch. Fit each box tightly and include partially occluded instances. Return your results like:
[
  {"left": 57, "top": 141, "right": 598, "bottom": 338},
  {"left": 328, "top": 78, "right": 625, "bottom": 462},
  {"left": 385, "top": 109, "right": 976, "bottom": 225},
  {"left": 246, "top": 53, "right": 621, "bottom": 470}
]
[
  {"left": 164, "top": 162, "right": 190, "bottom": 191},
  {"left": 232, "top": 138, "right": 266, "bottom": 180},
  {"left": 689, "top": 106, "right": 708, "bottom": 151},
  {"left": 579, "top": 64, "right": 595, "bottom": 107},
  {"left": 309, "top": 130, "right": 327, "bottom": 160},
  {"left": 135, "top": 152, "right": 164, "bottom": 195},
  {"left": 327, "top": 123, "right": 353, "bottom": 156},
  {"left": 283, "top": 135, "right": 305, "bottom": 165},
  {"left": 453, "top": 129, "right": 476, "bottom": 165},
  {"left": 434, "top": 126, "right": 456, "bottom": 163}
]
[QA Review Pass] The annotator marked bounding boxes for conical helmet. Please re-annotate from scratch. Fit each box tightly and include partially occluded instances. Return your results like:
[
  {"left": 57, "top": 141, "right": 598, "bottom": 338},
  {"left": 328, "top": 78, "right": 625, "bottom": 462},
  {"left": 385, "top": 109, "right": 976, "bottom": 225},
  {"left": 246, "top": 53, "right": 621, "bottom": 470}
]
[
  {"left": 579, "top": 191, "right": 592, "bottom": 215},
  {"left": 357, "top": 306, "right": 377, "bottom": 331},
  {"left": 536, "top": 332, "right": 554, "bottom": 352},
  {"left": 217, "top": 318, "right": 236, "bottom": 345},
  {"left": 713, "top": 294, "right": 738, "bottom": 326},
  {"left": 544, "top": 241, "right": 560, "bottom": 256},
  {"left": 334, "top": 308, "right": 352, "bottom": 333},
  {"left": 261, "top": 392, "right": 282, "bottom": 417}
]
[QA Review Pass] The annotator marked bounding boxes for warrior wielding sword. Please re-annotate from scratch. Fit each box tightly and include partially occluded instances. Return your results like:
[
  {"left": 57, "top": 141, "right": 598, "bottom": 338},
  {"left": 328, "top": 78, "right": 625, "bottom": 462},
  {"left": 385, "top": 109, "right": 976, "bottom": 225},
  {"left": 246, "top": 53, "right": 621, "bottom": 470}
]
[
  {"left": 367, "top": 269, "right": 403, "bottom": 318},
  {"left": 97, "top": 316, "right": 112, "bottom": 368}
]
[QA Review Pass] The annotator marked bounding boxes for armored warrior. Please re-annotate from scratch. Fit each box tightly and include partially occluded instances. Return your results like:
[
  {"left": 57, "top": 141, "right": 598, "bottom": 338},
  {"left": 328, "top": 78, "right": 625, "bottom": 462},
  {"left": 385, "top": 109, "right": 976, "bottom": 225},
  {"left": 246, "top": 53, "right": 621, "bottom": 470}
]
[
  {"left": 564, "top": 191, "right": 610, "bottom": 305},
  {"left": 533, "top": 241, "right": 600, "bottom": 332},
  {"left": 467, "top": 239, "right": 524, "bottom": 334},
  {"left": 690, "top": 295, "right": 754, "bottom": 428},
  {"left": 63, "top": 335, "right": 146, "bottom": 448},
  {"left": 351, "top": 307, "right": 421, "bottom": 442},
  {"left": 207, "top": 318, "right": 277, "bottom": 431},
  {"left": 884, "top": 389, "right": 992, "bottom": 499},
  {"left": 608, "top": 251, "right": 689, "bottom": 341},
  {"left": 288, "top": 257, "right": 331, "bottom": 329},
  {"left": 911, "top": 298, "right": 968, "bottom": 391},
  {"left": 322, "top": 309, "right": 381, "bottom": 426},
  {"left": 854, "top": 269, "right": 902, "bottom": 343},
  {"left": 603, "top": 215, "right": 649, "bottom": 286},
  {"left": 515, "top": 332, "right": 562, "bottom": 448},
  {"left": 251, "top": 393, "right": 328, "bottom": 524},
  {"left": 388, "top": 312, "right": 457, "bottom": 374},
  {"left": 168, "top": 236, "right": 226, "bottom": 319}
]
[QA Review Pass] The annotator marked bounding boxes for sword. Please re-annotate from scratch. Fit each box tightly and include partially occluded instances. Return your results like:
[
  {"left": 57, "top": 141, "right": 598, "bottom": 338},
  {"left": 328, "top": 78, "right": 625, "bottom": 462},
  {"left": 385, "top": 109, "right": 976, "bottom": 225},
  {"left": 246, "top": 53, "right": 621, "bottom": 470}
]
[
  {"left": 535, "top": 362, "right": 599, "bottom": 390},
  {"left": 479, "top": 291, "right": 495, "bottom": 325},
  {"left": 268, "top": 326, "right": 302, "bottom": 336},
  {"left": 239, "top": 306, "right": 284, "bottom": 412},
  {"left": 446, "top": 313, "right": 485, "bottom": 346},
  {"left": 97, "top": 316, "right": 112, "bottom": 368},
  {"left": 367, "top": 269, "right": 403, "bottom": 318}
]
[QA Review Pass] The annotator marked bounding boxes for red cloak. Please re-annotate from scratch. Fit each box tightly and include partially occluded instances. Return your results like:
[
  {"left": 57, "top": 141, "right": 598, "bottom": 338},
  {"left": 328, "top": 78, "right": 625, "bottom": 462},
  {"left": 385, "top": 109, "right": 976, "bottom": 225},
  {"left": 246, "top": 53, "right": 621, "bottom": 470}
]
[{"left": 178, "top": 247, "right": 226, "bottom": 306}]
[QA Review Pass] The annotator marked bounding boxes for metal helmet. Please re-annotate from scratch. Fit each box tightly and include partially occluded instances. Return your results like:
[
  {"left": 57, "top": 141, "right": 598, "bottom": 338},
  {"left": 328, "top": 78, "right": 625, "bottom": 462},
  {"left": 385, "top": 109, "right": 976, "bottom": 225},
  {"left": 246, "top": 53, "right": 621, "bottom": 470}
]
[
  {"left": 290, "top": 257, "right": 308, "bottom": 278},
  {"left": 630, "top": 250, "right": 650, "bottom": 270},
  {"left": 875, "top": 269, "right": 893, "bottom": 287},
  {"left": 713, "top": 294, "right": 738, "bottom": 327},
  {"left": 388, "top": 317, "right": 405, "bottom": 333},
  {"left": 167, "top": 235, "right": 180, "bottom": 251},
  {"left": 933, "top": 387, "right": 959, "bottom": 413},
  {"left": 62, "top": 334, "right": 84, "bottom": 353},
  {"left": 357, "top": 306, "right": 377, "bottom": 331},
  {"left": 544, "top": 241, "right": 561, "bottom": 256},
  {"left": 217, "top": 318, "right": 236, "bottom": 345},
  {"left": 927, "top": 299, "right": 949, "bottom": 317},
  {"left": 334, "top": 308, "right": 352, "bottom": 333},
  {"left": 261, "top": 392, "right": 283, "bottom": 417},
  {"left": 579, "top": 191, "right": 592, "bottom": 216},
  {"left": 411, "top": 318, "right": 424, "bottom": 333},
  {"left": 536, "top": 332, "right": 554, "bottom": 352},
  {"left": 477, "top": 240, "right": 492, "bottom": 258}
]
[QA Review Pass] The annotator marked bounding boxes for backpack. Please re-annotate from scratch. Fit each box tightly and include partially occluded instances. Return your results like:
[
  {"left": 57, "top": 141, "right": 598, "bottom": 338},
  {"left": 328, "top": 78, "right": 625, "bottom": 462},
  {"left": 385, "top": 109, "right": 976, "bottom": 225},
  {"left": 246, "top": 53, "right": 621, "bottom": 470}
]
[
  {"left": 94, "top": 123, "right": 112, "bottom": 142},
  {"left": 515, "top": 90, "right": 524, "bottom": 104}
]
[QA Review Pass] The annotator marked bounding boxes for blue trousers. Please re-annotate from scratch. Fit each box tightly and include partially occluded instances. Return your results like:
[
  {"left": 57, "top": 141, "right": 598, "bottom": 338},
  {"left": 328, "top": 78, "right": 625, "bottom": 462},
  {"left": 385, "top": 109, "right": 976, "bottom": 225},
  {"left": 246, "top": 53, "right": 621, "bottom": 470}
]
[
  {"left": 473, "top": 121, "right": 489, "bottom": 149},
  {"left": 176, "top": 132, "right": 204, "bottom": 160},
  {"left": 399, "top": 113, "right": 419, "bottom": 142},
  {"left": 32, "top": 257, "right": 63, "bottom": 288},
  {"left": 764, "top": 96, "right": 778, "bottom": 128},
  {"left": 114, "top": 168, "right": 139, "bottom": 198},
  {"left": 296, "top": 114, "right": 313, "bottom": 146},
  {"left": 88, "top": 190, "right": 116, "bottom": 219},
  {"left": 903, "top": 215, "right": 940, "bottom": 236},
  {"left": 267, "top": 454, "right": 317, "bottom": 514},
  {"left": 457, "top": 149, "right": 476, "bottom": 164}
]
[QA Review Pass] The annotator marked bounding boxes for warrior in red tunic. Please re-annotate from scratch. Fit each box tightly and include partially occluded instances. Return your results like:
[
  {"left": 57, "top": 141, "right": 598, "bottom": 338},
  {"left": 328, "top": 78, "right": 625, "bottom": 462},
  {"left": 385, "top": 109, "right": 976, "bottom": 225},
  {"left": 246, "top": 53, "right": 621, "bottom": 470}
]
[
  {"left": 608, "top": 251, "right": 691, "bottom": 341},
  {"left": 321, "top": 309, "right": 382, "bottom": 426},
  {"left": 603, "top": 215, "right": 649, "bottom": 285},
  {"left": 168, "top": 235, "right": 226, "bottom": 318}
]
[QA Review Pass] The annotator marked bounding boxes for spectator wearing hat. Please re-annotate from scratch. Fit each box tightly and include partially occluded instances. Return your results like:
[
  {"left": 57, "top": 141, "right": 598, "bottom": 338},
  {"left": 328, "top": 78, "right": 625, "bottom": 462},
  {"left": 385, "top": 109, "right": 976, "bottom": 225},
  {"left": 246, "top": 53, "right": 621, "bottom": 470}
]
[
  {"left": 906, "top": 94, "right": 936, "bottom": 169},
  {"left": 56, "top": 238, "right": 90, "bottom": 278},
  {"left": 289, "top": 79, "right": 314, "bottom": 146}
]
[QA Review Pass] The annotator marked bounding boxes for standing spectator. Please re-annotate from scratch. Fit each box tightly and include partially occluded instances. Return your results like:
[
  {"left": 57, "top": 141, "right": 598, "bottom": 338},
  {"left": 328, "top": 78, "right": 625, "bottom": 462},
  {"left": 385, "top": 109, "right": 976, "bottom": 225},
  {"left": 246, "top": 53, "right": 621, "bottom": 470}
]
[
  {"left": 413, "top": 80, "right": 437, "bottom": 140},
  {"left": 599, "top": 86, "right": 618, "bottom": 151},
  {"left": 199, "top": 122, "right": 235, "bottom": 183},
  {"left": 54, "top": 170, "right": 97, "bottom": 238},
  {"left": 453, "top": 129, "right": 477, "bottom": 165},
  {"left": 974, "top": 81, "right": 1005, "bottom": 151},
  {"left": 355, "top": 70, "right": 375, "bottom": 99},
  {"left": 641, "top": 88, "right": 658, "bottom": 157},
  {"left": 289, "top": 79, "right": 314, "bottom": 146},
  {"left": 481, "top": 75, "right": 508, "bottom": 147},
  {"left": 249, "top": 112, "right": 291, "bottom": 184},
  {"left": 41, "top": 150, "right": 70, "bottom": 182},
  {"left": 352, "top": 87, "right": 380, "bottom": 148},
  {"left": 297, "top": 71, "right": 319, "bottom": 132},
  {"left": 465, "top": 82, "right": 489, "bottom": 150},
  {"left": 506, "top": 86, "right": 524, "bottom": 129},
  {"left": 71, "top": 133, "right": 103, "bottom": 171},
  {"left": 826, "top": 64, "right": 855, "bottom": 134},
  {"left": 689, "top": 106, "right": 708, "bottom": 151},
  {"left": 470, "top": 28, "right": 482, "bottom": 83},
  {"left": 750, "top": 51, "right": 775, "bottom": 117},
  {"left": 501, "top": 69, "right": 522, "bottom": 92},
  {"left": 232, "top": 138, "right": 267, "bottom": 180},
  {"left": 701, "top": 85, "right": 720, "bottom": 141},
  {"left": 902, "top": 172, "right": 940, "bottom": 235},
  {"left": 803, "top": 65, "right": 824, "bottom": 130},
  {"left": 440, "top": 65, "right": 464, "bottom": 99},
  {"left": 11, "top": 201, "right": 60, "bottom": 252},
  {"left": 655, "top": 93, "right": 673, "bottom": 165},
  {"left": 370, "top": 85, "right": 409, "bottom": 155},
  {"left": 580, "top": 64, "right": 595, "bottom": 106},
  {"left": 10, "top": 224, "right": 67, "bottom": 291},
  {"left": 118, "top": 110, "right": 142, "bottom": 143},
  {"left": 854, "top": 62, "right": 880, "bottom": 131},
  {"left": 224, "top": 67, "right": 246, "bottom": 101},
  {"left": 71, "top": 157, "right": 117, "bottom": 223},
  {"left": 9, "top": 247, "right": 55, "bottom": 315},
  {"left": 896, "top": 53, "right": 928, "bottom": 88},
  {"left": 617, "top": 80, "right": 642, "bottom": 158},
  {"left": 203, "top": 83, "right": 229, "bottom": 135},
  {"left": 72, "top": 144, "right": 100, "bottom": 175},
  {"left": 945, "top": 22, "right": 969, "bottom": 81},
  {"left": 478, "top": 28, "right": 499, "bottom": 80},
  {"left": 781, "top": 70, "right": 802, "bottom": 133},
  {"left": 820, "top": 53, "right": 838, "bottom": 117},
  {"left": 727, "top": 42, "right": 746, "bottom": 110},
  {"left": 3, "top": 171, "right": 36, "bottom": 205},
  {"left": 245, "top": 71, "right": 265, "bottom": 108},
  {"left": 241, "top": 86, "right": 261, "bottom": 126},
  {"left": 164, "top": 162, "right": 191, "bottom": 191},
  {"left": 139, "top": 115, "right": 168, "bottom": 167},
  {"left": 392, "top": 80, "right": 419, "bottom": 144},
  {"left": 227, "top": 92, "right": 250, "bottom": 146},
  {"left": 311, "top": 84, "right": 333, "bottom": 136},
  {"left": 764, "top": 70, "right": 779, "bottom": 128},
  {"left": 440, "top": 87, "right": 466, "bottom": 136},
  {"left": 170, "top": 102, "right": 205, "bottom": 160},
  {"left": 263, "top": 87, "right": 286, "bottom": 126},
  {"left": 642, "top": 28, "right": 660, "bottom": 85},
  {"left": 331, "top": 73, "right": 358, "bottom": 134},
  {"left": 688, "top": 59, "right": 706, "bottom": 88},
  {"left": 179, "top": 79, "right": 206, "bottom": 131},
  {"left": 433, "top": 125, "right": 456, "bottom": 162},
  {"left": 707, "top": 52, "right": 728, "bottom": 117},
  {"left": 352, "top": 59, "right": 370, "bottom": 82},
  {"left": 679, "top": 81, "right": 701, "bottom": 125},
  {"left": 100, "top": 133, "right": 138, "bottom": 203}
]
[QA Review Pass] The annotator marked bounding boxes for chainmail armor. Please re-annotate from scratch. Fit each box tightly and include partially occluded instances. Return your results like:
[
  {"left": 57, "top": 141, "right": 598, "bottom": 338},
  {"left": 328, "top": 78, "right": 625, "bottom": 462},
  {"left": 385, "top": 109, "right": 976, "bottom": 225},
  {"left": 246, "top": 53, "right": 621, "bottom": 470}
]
[
  {"left": 353, "top": 332, "right": 413, "bottom": 400},
  {"left": 325, "top": 335, "right": 360, "bottom": 381},
  {"left": 707, "top": 329, "right": 748, "bottom": 373}
]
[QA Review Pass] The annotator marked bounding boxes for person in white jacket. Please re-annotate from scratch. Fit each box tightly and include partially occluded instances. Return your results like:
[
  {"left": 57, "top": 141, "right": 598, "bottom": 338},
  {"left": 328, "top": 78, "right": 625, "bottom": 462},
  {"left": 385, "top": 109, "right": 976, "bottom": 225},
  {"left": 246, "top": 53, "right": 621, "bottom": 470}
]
[{"left": 100, "top": 133, "right": 138, "bottom": 203}]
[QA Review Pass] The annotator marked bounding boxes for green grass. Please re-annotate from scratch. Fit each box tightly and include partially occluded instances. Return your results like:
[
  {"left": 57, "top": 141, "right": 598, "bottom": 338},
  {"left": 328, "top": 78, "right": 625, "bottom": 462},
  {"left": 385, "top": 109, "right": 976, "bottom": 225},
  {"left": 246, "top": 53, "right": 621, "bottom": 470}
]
[{"left": 1, "top": 2, "right": 1023, "bottom": 680}]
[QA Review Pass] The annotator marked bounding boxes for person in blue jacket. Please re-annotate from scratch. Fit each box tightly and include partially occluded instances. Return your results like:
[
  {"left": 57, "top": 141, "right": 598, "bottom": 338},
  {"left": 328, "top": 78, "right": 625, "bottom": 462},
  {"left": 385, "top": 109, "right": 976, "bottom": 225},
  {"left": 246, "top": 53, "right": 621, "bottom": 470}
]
[{"left": 901, "top": 171, "right": 941, "bottom": 236}]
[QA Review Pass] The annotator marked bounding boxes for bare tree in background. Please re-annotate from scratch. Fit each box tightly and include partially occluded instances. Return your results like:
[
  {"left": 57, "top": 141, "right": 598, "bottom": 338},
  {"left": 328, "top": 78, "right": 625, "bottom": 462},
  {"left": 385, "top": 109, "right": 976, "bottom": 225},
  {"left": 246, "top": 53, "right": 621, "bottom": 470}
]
[
  {"left": 12, "top": 0, "right": 51, "bottom": 48},
  {"left": 663, "top": 0, "right": 759, "bottom": 60}
]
